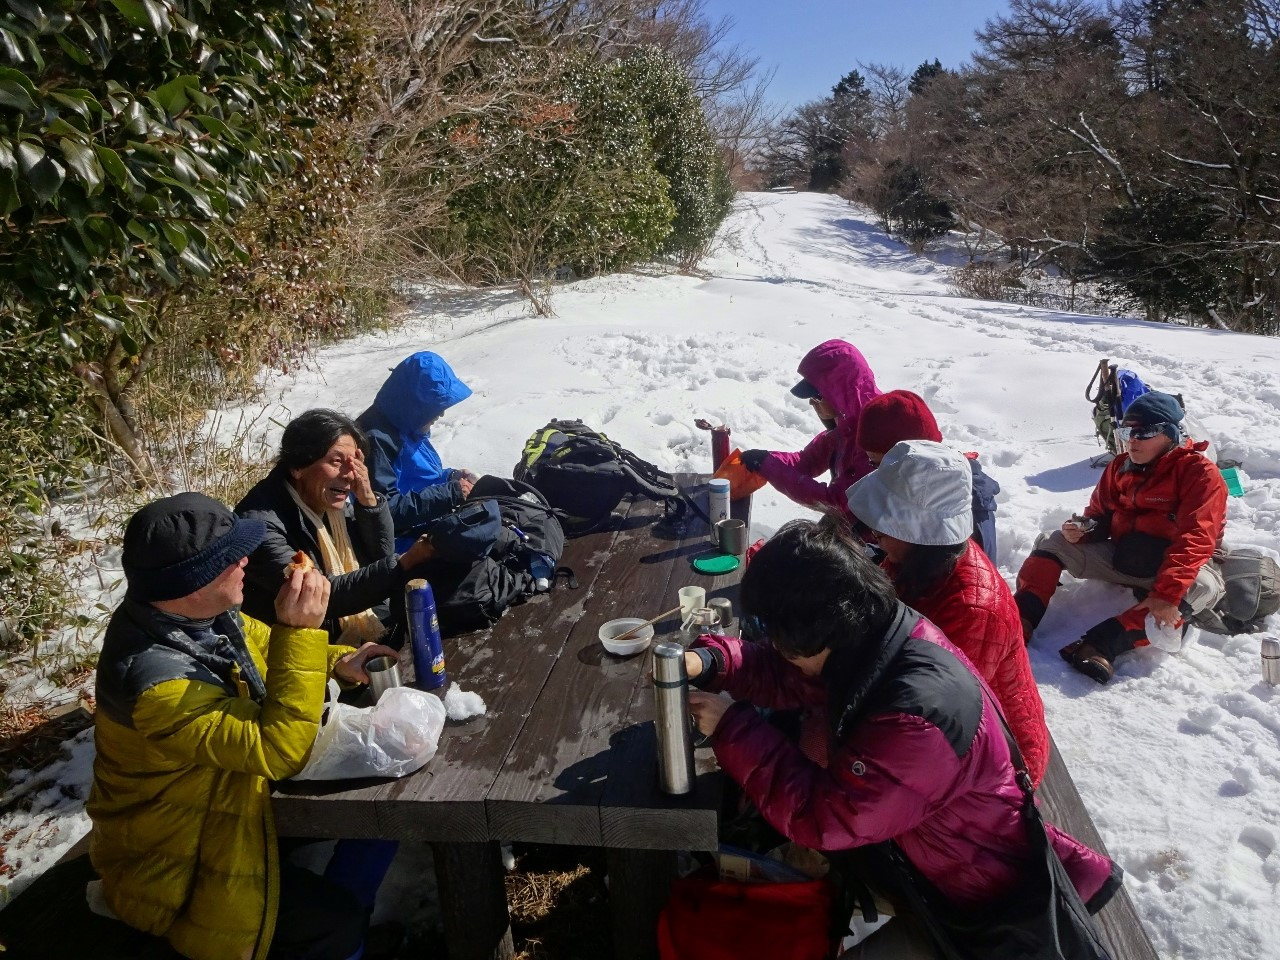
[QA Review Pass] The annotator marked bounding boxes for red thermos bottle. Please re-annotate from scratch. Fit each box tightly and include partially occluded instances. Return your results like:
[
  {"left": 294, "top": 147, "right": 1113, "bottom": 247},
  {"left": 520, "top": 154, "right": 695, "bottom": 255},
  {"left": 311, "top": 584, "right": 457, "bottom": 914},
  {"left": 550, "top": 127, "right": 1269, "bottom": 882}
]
[{"left": 711, "top": 426, "right": 730, "bottom": 471}]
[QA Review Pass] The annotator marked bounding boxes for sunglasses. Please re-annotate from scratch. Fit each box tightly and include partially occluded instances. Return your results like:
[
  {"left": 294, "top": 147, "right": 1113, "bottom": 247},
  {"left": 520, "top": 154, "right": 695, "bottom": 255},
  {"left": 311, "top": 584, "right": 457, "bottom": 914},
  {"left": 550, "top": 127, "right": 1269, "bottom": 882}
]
[
  {"left": 1122, "top": 422, "right": 1172, "bottom": 441},
  {"left": 808, "top": 395, "right": 824, "bottom": 405}
]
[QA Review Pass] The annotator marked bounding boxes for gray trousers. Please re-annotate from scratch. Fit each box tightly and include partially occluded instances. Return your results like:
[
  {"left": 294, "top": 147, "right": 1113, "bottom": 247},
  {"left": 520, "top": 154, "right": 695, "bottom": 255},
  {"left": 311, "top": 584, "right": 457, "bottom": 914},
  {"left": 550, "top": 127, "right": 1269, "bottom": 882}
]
[{"left": 1031, "top": 530, "right": 1225, "bottom": 614}]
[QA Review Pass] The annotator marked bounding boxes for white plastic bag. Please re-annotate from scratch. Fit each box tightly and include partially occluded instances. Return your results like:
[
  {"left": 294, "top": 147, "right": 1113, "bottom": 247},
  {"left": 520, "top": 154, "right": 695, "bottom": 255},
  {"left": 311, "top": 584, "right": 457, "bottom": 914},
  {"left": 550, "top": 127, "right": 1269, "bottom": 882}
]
[{"left": 291, "top": 680, "right": 447, "bottom": 780}]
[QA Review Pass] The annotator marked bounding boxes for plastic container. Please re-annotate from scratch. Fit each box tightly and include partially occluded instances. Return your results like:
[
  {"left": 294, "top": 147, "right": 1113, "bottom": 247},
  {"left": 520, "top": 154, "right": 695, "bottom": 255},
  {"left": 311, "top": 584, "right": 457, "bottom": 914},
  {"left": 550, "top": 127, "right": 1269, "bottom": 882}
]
[
  {"left": 1221, "top": 466, "right": 1245, "bottom": 498},
  {"left": 707, "top": 478, "right": 730, "bottom": 542},
  {"left": 406, "top": 579, "right": 447, "bottom": 692},
  {"left": 598, "top": 618, "right": 655, "bottom": 656},
  {"left": 1144, "top": 613, "right": 1183, "bottom": 653}
]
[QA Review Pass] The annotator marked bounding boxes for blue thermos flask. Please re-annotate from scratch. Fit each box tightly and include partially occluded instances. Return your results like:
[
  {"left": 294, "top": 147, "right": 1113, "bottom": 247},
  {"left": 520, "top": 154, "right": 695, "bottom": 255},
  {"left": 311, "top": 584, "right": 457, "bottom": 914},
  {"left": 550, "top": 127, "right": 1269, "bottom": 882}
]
[{"left": 406, "top": 578, "right": 447, "bottom": 692}]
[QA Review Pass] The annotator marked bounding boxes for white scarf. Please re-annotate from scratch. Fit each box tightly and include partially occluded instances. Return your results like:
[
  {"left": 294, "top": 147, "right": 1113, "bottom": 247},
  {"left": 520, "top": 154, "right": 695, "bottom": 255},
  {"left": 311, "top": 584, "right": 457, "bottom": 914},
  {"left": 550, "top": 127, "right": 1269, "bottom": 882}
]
[{"left": 285, "top": 483, "right": 386, "bottom": 647}]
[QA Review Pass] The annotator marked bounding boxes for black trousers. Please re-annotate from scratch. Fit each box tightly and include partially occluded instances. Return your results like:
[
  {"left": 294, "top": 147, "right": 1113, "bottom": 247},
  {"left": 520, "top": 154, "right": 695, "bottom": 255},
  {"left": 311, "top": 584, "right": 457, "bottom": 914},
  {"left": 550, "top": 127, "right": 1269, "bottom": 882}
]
[{"left": 269, "top": 860, "right": 367, "bottom": 960}]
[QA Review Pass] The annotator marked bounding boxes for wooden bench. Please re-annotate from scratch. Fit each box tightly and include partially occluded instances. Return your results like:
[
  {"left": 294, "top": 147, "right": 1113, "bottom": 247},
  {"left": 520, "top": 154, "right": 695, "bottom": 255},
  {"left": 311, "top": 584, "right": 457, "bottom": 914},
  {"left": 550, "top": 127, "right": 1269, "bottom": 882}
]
[{"left": 1037, "top": 735, "right": 1159, "bottom": 960}]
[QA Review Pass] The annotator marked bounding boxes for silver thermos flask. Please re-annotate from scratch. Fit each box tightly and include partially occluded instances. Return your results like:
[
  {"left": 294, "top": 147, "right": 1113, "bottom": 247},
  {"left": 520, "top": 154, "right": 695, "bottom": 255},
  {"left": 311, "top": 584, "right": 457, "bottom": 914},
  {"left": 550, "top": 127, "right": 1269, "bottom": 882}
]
[
  {"left": 653, "top": 641, "right": 696, "bottom": 795},
  {"left": 1262, "top": 637, "right": 1280, "bottom": 686}
]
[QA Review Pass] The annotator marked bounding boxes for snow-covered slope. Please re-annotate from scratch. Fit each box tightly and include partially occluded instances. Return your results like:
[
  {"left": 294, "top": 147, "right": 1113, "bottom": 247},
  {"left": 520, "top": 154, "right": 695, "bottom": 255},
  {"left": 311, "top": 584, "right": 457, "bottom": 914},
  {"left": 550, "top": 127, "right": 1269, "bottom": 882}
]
[{"left": 9, "top": 192, "right": 1280, "bottom": 958}]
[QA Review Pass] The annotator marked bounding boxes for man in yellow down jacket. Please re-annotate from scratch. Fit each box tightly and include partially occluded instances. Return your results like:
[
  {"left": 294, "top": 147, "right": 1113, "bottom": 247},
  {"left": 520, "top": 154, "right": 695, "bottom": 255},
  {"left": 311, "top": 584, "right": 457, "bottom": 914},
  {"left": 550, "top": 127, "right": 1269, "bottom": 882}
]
[{"left": 89, "top": 493, "right": 391, "bottom": 960}]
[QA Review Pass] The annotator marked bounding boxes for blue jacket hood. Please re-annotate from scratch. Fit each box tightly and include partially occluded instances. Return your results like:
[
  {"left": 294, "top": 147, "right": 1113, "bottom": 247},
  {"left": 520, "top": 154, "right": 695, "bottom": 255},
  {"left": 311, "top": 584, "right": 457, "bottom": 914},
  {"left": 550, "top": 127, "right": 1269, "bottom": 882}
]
[{"left": 374, "top": 352, "right": 472, "bottom": 437}]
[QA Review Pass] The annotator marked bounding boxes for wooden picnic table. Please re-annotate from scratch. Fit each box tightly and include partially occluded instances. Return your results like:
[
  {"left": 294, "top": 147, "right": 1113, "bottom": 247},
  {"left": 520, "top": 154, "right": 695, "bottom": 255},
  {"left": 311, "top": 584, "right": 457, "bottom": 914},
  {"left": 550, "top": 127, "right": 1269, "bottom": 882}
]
[{"left": 272, "top": 474, "right": 749, "bottom": 960}]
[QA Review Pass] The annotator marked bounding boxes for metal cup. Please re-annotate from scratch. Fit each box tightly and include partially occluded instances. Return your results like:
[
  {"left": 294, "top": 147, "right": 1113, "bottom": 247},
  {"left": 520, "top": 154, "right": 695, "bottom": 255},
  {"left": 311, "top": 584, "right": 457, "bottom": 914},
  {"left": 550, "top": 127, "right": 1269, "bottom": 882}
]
[
  {"left": 714, "top": 518, "right": 747, "bottom": 556},
  {"left": 366, "top": 655, "right": 402, "bottom": 703},
  {"left": 708, "top": 597, "right": 734, "bottom": 629},
  {"left": 1263, "top": 637, "right": 1280, "bottom": 686}
]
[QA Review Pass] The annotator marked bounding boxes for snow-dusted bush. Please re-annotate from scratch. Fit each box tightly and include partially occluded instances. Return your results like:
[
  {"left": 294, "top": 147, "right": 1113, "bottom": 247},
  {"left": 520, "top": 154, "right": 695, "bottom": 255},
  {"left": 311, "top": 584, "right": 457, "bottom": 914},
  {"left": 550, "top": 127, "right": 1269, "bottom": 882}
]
[{"left": 616, "top": 47, "right": 735, "bottom": 262}]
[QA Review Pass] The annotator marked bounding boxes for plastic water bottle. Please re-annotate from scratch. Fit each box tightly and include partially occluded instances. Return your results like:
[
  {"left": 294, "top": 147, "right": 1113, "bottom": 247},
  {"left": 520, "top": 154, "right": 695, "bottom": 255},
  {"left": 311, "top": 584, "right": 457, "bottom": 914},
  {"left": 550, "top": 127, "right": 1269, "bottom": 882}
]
[
  {"left": 405, "top": 579, "right": 447, "bottom": 692},
  {"left": 529, "top": 551, "right": 555, "bottom": 592}
]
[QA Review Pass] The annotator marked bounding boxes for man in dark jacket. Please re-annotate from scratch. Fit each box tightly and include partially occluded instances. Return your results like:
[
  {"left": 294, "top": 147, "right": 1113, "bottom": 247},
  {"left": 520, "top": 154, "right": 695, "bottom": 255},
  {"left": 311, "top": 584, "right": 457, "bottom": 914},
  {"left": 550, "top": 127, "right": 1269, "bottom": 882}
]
[
  {"left": 1014, "top": 392, "right": 1227, "bottom": 683},
  {"left": 356, "top": 351, "right": 475, "bottom": 548}
]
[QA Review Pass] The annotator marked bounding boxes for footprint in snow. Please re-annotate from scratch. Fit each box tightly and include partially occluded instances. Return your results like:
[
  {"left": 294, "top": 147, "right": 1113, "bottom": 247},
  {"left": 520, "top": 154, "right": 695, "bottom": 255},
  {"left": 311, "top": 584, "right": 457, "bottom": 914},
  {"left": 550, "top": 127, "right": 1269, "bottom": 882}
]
[
  {"left": 1220, "top": 764, "right": 1261, "bottom": 797},
  {"left": 990, "top": 448, "right": 1022, "bottom": 469},
  {"left": 714, "top": 366, "right": 748, "bottom": 383},
  {"left": 651, "top": 412, "right": 674, "bottom": 426},
  {"left": 754, "top": 397, "right": 811, "bottom": 432},
  {"left": 1179, "top": 703, "right": 1224, "bottom": 734},
  {"left": 1224, "top": 826, "right": 1278, "bottom": 891}
]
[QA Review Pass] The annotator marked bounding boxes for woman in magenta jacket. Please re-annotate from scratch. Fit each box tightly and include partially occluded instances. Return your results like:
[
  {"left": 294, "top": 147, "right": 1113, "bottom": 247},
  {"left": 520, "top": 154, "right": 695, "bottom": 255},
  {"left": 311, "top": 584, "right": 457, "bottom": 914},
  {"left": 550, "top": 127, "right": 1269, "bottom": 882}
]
[
  {"left": 685, "top": 519, "right": 1118, "bottom": 944},
  {"left": 738, "top": 339, "right": 881, "bottom": 515}
]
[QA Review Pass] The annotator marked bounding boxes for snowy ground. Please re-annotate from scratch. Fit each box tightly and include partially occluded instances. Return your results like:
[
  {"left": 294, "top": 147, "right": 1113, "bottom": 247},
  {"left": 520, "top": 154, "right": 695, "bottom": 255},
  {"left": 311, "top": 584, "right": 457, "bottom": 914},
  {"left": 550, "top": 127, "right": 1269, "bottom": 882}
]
[{"left": 4, "top": 191, "right": 1279, "bottom": 958}]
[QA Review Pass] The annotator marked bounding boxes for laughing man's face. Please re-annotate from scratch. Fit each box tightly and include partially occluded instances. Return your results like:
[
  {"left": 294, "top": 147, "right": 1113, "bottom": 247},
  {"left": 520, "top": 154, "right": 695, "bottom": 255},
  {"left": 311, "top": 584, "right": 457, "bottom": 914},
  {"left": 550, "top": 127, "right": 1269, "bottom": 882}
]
[{"left": 291, "top": 434, "right": 359, "bottom": 514}]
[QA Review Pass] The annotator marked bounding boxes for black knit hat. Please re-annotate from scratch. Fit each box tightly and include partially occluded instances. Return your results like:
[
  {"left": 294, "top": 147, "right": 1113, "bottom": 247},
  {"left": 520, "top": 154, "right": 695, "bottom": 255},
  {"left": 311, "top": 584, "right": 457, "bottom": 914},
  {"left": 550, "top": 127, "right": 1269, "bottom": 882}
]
[
  {"left": 1122, "top": 391, "right": 1184, "bottom": 443},
  {"left": 122, "top": 493, "right": 266, "bottom": 602}
]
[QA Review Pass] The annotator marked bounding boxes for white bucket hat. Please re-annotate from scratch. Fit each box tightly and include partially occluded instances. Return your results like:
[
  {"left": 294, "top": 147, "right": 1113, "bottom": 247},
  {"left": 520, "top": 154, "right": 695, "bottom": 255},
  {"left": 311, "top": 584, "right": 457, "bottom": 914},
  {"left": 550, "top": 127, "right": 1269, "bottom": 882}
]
[{"left": 846, "top": 439, "right": 973, "bottom": 546}]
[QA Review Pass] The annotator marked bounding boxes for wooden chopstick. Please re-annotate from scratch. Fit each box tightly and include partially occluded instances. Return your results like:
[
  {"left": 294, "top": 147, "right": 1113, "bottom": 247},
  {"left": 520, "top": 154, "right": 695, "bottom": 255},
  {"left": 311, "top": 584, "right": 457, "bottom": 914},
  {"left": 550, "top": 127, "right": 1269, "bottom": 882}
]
[{"left": 611, "top": 605, "right": 684, "bottom": 644}]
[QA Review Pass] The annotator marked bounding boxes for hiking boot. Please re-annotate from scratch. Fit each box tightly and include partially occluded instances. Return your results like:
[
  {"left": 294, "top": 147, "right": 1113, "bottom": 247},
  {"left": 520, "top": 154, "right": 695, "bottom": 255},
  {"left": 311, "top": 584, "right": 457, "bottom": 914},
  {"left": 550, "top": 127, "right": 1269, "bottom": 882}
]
[{"left": 1059, "top": 639, "right": 1115, "bottom": 684}]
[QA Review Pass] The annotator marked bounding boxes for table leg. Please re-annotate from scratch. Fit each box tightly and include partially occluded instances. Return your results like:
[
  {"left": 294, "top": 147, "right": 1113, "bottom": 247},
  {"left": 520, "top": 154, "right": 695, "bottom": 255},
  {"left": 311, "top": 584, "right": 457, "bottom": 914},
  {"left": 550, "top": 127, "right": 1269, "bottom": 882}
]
[
  {"left": 430, "top": 841, "right": 515, "bottom": 960},
  {"left": 606, "top": 848, "right": 678, "bottom": 960}
]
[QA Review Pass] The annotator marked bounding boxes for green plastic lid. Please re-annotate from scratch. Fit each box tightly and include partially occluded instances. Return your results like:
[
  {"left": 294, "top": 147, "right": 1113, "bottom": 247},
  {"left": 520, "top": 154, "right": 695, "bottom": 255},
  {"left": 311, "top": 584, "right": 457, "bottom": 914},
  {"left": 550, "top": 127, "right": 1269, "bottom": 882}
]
[{"left": 692, "top": 552, "right": 740, "bottom": 575}]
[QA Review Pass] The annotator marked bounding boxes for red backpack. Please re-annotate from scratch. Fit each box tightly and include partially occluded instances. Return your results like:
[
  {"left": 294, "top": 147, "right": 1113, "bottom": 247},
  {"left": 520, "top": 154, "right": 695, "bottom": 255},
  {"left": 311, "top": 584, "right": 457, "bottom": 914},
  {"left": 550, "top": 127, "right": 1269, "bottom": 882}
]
[{"left": 657, "top": 870, "right": 837, "bottom": 960}]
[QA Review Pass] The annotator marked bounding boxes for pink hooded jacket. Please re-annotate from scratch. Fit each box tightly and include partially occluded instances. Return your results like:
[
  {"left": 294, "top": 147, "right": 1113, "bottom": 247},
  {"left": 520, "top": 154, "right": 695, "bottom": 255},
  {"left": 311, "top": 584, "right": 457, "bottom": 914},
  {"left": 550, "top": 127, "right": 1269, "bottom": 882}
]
[
  {"left": 758, "top": 340, "right": 881, "bottom": 514},
  {"left": 694, "top": 610, "right": 1116, "bottom": 909}
]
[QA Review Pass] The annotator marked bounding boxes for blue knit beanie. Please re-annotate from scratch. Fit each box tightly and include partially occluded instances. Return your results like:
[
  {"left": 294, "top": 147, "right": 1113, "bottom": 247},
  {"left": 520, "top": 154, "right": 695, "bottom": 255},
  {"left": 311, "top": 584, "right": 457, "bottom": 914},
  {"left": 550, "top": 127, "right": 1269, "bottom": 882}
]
[
  {"left": 1122, "top": 391, "right": 1184, "bottom": 443},
  {"left": 122, "top": 493, "right": 266, "bottom": 602}
]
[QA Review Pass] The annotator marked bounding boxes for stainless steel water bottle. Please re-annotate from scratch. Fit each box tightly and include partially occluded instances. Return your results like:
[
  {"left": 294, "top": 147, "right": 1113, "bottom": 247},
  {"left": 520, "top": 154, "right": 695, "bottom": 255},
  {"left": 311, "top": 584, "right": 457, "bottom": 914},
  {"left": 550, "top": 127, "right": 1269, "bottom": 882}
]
[
  {"left": 1263, "top": 637, "right": 1280, "bottom": 685},
  {"left": 406, "top": 579, "right": 447, "bottom": 692},
  {"left": 653, "top": 641, "right": 695, "bottom": 795}
]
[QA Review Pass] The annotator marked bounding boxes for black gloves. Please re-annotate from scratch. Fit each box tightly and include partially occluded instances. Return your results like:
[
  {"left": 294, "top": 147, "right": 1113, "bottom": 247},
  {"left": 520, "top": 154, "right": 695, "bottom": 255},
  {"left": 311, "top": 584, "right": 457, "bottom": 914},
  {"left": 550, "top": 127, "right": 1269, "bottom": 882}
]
[{"left": 740, "top": 449, "right": 768, "bottom": 472}]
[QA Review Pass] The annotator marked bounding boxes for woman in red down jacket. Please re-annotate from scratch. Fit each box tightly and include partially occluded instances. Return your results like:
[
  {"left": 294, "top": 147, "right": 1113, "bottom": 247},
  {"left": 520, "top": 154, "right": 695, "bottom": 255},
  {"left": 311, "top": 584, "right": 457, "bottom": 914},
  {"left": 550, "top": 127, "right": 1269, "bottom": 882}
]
[
  {"left": 683, "top": 518, "right": 1117, "bottom": 951},
  {"left": 738, "top": 339, "right": 881, "bottom": 516},
  {"left": 846, "top": 439, "right": 1050, "bottom": 785}
]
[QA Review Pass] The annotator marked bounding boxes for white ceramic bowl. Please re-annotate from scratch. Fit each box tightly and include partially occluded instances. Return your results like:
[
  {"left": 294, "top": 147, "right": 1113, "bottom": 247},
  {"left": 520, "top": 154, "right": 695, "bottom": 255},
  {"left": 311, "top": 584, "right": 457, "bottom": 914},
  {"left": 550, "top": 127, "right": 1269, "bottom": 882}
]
[{"left": 598, "top": 618, "right": 655, "bottom": 656}]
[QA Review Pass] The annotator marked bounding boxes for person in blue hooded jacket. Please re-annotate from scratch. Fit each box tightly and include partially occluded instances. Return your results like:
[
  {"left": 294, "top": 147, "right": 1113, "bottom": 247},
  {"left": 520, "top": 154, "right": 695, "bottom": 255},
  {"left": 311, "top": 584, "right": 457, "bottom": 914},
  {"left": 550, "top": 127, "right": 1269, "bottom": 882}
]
[{"left": 355, "top": 352, "right": 476, "bottom": 548}]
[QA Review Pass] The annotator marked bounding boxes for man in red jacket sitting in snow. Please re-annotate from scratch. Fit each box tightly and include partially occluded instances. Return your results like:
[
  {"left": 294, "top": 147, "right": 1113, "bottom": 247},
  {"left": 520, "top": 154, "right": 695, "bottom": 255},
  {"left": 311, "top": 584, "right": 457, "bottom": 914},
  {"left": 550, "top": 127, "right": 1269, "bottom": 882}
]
[{"left": 1014, "top": 392, "right": 1227, "bottom": 683}]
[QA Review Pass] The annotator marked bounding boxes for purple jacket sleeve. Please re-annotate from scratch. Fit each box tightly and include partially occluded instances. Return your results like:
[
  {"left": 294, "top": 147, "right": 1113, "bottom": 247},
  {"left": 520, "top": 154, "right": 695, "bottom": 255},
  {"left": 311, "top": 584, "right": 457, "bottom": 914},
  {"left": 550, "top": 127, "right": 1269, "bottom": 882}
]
[
  {"left": 711, "top": 702, "right": 962, "bottom": 851},
  {"left": 692, "top": 633, "right": 823, "bottom": 711},
  {"left": 757, "top": 426, "right": 866, "bottom": 513}
]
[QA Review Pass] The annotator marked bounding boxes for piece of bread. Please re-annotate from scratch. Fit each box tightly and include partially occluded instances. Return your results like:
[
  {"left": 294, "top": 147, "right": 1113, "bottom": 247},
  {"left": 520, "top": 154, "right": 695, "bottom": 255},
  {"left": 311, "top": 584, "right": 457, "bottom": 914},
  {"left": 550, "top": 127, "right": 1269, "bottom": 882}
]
[{"left": 284, "top": 550, "right": 315, "bottom": 577}]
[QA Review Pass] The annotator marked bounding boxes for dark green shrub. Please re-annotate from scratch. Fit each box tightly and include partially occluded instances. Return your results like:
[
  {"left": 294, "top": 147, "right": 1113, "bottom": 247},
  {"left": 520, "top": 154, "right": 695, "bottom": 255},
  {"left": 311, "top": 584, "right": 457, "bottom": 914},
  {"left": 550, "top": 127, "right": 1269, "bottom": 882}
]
[
  {"left": 616, "top": 47, "right": 734, "bottom": 260},
  {"left": 430, "top": 51, "right": 676, "bottom": 286}
]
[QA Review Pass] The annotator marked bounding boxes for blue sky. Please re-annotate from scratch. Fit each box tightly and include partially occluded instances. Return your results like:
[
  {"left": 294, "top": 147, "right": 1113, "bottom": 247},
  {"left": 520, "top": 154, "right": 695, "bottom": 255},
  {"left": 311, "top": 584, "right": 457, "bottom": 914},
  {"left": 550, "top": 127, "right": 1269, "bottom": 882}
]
[{"left": 699, "top": 0, "right": 1012, "bottom": 107}]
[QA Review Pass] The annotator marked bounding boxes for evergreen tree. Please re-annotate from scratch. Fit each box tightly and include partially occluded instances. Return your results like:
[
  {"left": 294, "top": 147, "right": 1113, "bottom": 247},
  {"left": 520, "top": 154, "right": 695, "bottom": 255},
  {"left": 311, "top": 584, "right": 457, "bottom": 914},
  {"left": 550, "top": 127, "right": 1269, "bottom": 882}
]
[{"left": 908, "top": 59, "right": 944, "bottom": 95}]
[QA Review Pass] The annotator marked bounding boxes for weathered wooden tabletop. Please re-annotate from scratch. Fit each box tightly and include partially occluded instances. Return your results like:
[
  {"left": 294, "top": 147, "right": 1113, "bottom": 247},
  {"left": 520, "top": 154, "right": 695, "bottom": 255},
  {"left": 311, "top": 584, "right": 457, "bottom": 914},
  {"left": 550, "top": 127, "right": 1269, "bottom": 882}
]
[{"left": 273, "top": 475, "right": 749, "bottom": 960}]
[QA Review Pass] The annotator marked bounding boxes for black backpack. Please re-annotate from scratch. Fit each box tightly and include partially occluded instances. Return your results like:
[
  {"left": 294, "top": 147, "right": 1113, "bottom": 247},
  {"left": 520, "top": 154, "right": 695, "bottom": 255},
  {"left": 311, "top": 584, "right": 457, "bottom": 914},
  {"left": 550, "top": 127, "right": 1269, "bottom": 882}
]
[
  {"left": 513, "top": 419, "right": 685, "bottom": 535},
  {"left": 416, "top": 476, "right": 569, "bottom": 636}
]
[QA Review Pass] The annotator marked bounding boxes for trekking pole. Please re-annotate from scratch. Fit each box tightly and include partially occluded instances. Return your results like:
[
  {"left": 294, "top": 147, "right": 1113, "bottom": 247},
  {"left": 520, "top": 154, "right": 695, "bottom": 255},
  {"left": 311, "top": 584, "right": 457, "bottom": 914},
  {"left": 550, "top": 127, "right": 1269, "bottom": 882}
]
[{"left": 1085, "top": 357, "right": 1109, "bottom": 402}]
